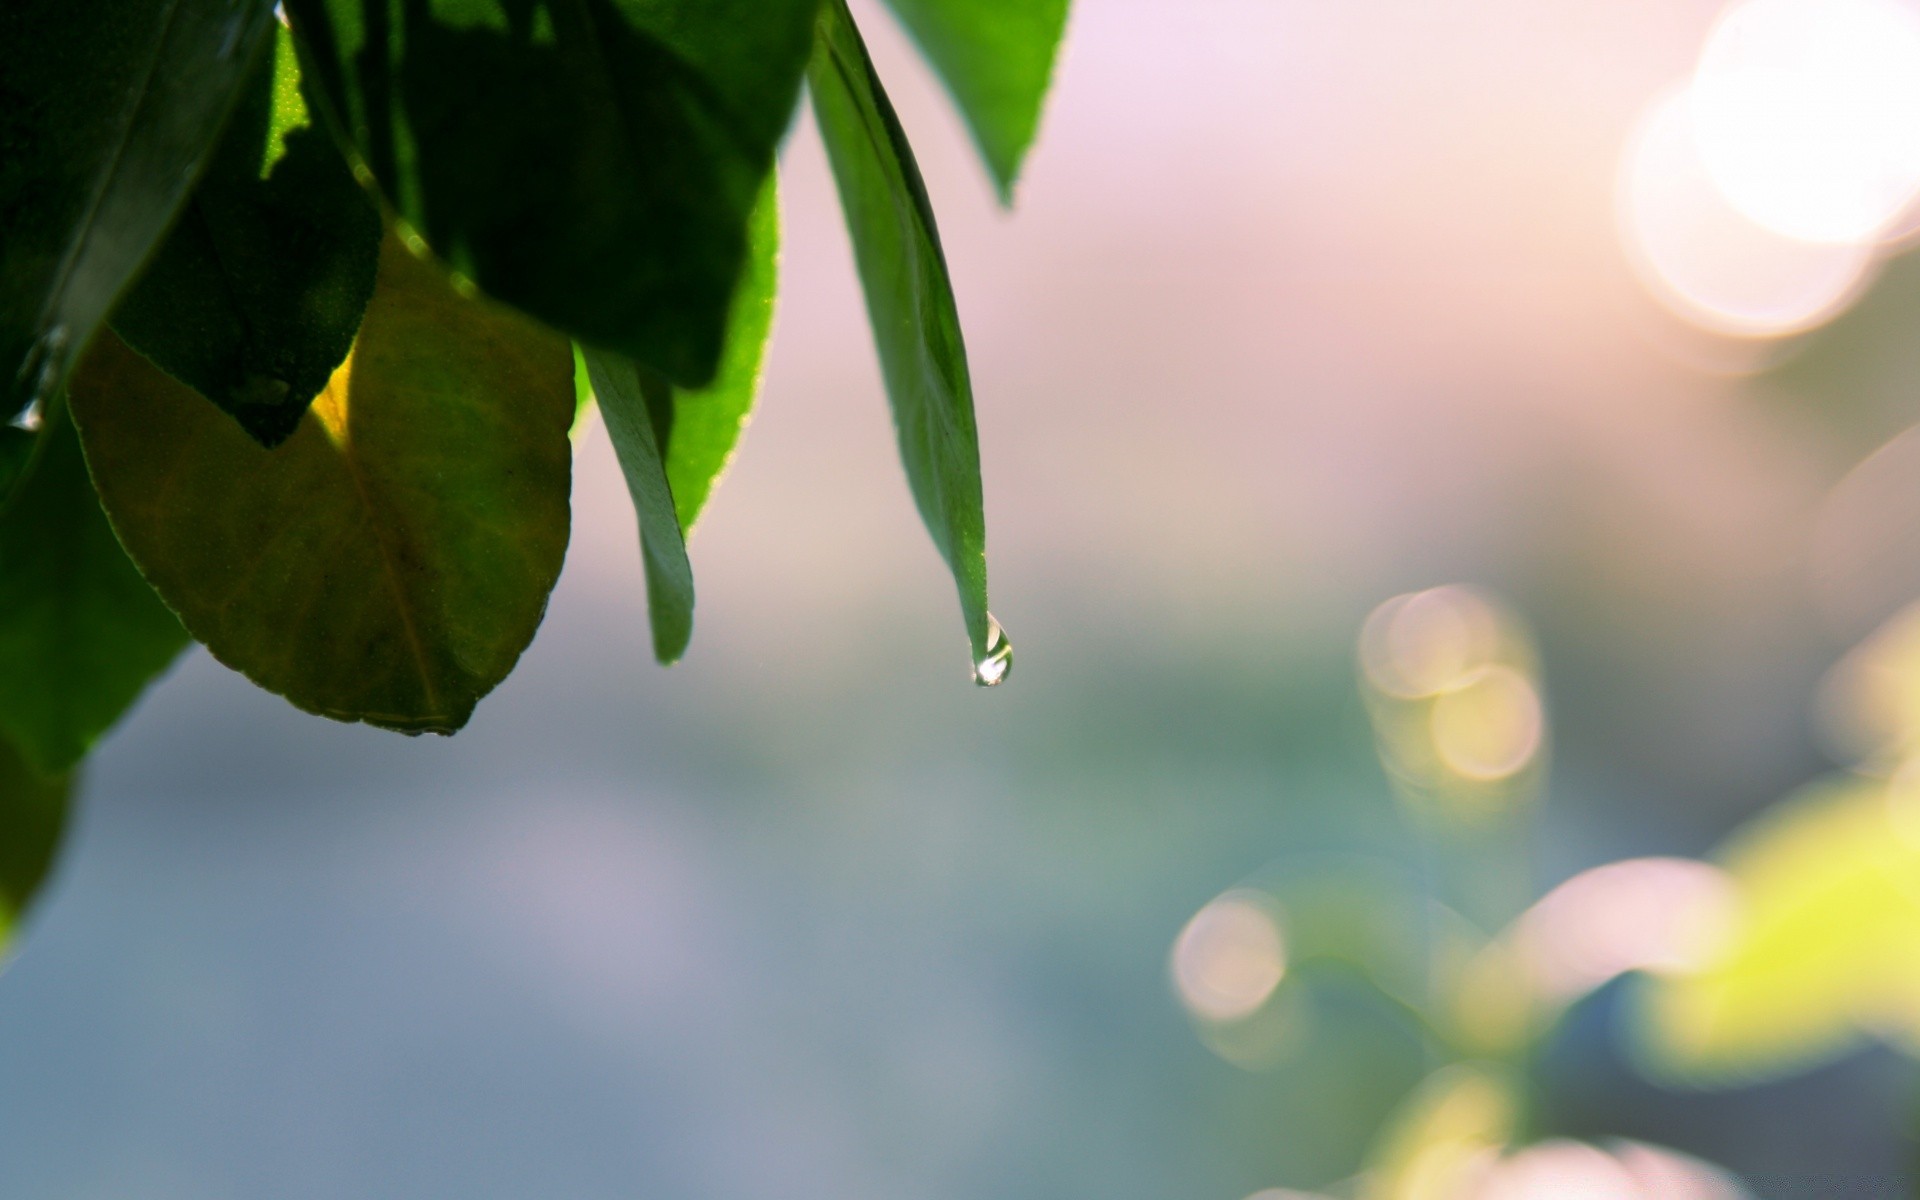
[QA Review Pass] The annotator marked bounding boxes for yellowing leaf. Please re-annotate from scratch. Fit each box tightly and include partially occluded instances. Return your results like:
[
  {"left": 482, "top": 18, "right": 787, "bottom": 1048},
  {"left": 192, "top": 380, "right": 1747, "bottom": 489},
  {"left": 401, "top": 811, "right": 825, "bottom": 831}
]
[{"left": 69, "top": 235, "right": 573, "bottom": 734}]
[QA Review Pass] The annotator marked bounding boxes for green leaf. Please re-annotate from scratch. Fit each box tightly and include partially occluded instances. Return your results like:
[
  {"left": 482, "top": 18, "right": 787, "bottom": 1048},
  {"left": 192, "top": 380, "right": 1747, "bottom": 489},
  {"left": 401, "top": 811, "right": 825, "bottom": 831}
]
[
  {"left": 572, "top": 180, "right": 776, "bottom": 665},
  {"left": 659, "top": 177, "right": 780, "bottom": 533},
  {"left": 581, "top": 348, "right": 696, "bottom": 665},
  {"left": 69, "top": 233, "right": 574, "bottom": 734},
  {"left": 0, "top": 733, "right": 71, "bottom": 954},
  {"left": 0, "top": 0, "right": 276, "bottom": 418},
  {"left": 881, "top": 0, "right": 1070, "bottom": 201},
  {"left": 111, "top": 23, "right": 383, "bottom": 448},
  {"left": 1634, "top": 774, "right": 1920, "bottom": 1083},
  {"left": 284, "top": 0, "right": 815, "bottom": 388},
  {"left": 809, "top": 0, "right": 998, "bottom": 672},
  {"left": 0, "top": 409, "right": 190, "bottom": 776}
]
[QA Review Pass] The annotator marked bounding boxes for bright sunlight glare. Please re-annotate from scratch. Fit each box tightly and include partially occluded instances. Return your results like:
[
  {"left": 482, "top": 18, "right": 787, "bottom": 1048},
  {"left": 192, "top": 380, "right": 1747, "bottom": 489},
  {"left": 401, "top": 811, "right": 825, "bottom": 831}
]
[
  {"left": 1620, "top": 89, "right": 1873, "bottom": 338},
  {"left": 1692, "top": 0, "right": 1920, "bottom": 245}
]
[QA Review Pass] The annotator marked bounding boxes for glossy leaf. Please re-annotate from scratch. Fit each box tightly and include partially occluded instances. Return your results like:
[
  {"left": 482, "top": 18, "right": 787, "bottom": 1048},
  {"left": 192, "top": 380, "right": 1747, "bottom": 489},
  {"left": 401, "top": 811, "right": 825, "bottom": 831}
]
[
  {"left": 809, "top": 0, "right": 996, "bottom": 665},
  {"left": 0, "top": 733, "right": 71, "bottom": 953},
  {"left": 1635, "top": 774, "right": 1920, "bottom": 1083},
  {"left": 69, "top": 235, "right": 574, "bottom": 734},
  {"left": 285, "top": 0, "right": 814, "bottom": 387},
  {"left": 0, "top": 0, "right": 276, "bottom": 418},
  {"left": 882, "top": 0, "right": 1070, "bottom": 201},
  {"left": 581, "top": 348, "right": 695, "bottom": 665},
  {"left": 112, "top": 24, "right": 382, "bottom": 447},
  {"left": 659, "top": 178, "right": 780, "bottom": 533},
  {"left": 0, "top": 410, "right": 190, "bottom": 776}
]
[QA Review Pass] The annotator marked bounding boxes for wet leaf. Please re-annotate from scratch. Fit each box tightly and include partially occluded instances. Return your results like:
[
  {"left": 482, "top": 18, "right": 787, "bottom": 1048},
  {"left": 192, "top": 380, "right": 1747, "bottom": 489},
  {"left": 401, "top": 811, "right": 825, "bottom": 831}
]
[
  {"left": 809, "top": 0, "right": 996, "bottom": 666},
  {"left": 882, "top": 0, "right": 1070, "bottom": 201},
  {"left": 0, "top": 410, "right": 190, "bottom": 776},
  {"left": 285, "top": 0, "right": 813, "bottom": 387},
  {"left": 69, "top": 235, "right": 573, "bottom": 734},
  {"left": 112, "top": 23, "right": 382, "bottom": 447},
  {"left": 0, "top": 733, "right": 72, "bottom": 954},
  {"left": 0, "top": 0, "right": 275, "bottom": 418}
]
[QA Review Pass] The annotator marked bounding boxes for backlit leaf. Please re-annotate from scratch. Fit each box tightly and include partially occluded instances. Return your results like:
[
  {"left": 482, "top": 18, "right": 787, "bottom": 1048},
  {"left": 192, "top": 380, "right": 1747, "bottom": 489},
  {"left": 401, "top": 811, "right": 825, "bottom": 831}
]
[
  {"left": 69, "top": 234, "right": 573, "bottom": 734},
  {"left": 881, "top": 0, "right": 1070, "bottom": 201},
  {"left": 0, "top": 0, "right": 275, "bottom": 418},
  {"left": 0, "top": 733, "right": 71, "bottom": 955},
  {"left": 0, "top": 411, "right": 190, "bottom": 775},
  {"left": 581, "top": 348, "right": 695, "bottom": 665},
  {"left": 809, "top": 0, "right": 997, "bottom": 669},
  {"left": 112, "top": 23, "right": 383, "bottom": 447},
  {"left": 284, "top": 0, "right": 814, "bottom": 387},
  {"left": 1635, "top": 774, "right": 1920, "bottom": 1083},
  {"left": 571, "top": 177, "right": 778, "bottom": 665},
  {"left": 658, "top": 177, "right": 780, "bottom": 533}
]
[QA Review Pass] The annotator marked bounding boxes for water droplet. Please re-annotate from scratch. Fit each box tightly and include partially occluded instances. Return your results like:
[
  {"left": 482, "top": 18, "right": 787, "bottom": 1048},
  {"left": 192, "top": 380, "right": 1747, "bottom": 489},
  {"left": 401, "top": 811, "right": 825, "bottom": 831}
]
[
  {"left": 972, "top": 614, "right": 1013, "bottom": 687},
  {"left": 13, "top": 324, "right": 69, "bottom": 416}
]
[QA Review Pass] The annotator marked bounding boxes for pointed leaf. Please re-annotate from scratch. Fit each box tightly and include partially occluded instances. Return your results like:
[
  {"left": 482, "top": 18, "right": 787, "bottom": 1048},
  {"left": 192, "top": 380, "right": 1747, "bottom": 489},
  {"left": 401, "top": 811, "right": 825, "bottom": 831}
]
[
  {"left": 111, "top": 23, "right": 383, "bottom": 447},
  {"left": 0, "top": 411, "right": 190, "bottom": 775},
  {"left": 285, "top": 0, "right": 814, "bottom": 387},
  {"left": 69, "top": 235, "right": 574, "bottom": 734},
  {"left": 0, "top": 733, "right": 72, "bottom": 955},
  {"left": 809, "top": 0, "right": 996, "bottom": 665},
  {"left": 881, "top": 0, "right": 1070, "bottom": 201},
  {"left": 581, "top": 347, "right": 695, "bottom": 665},
  {"left": 0, "top": 0, "right": 276, "bottom": 417},
  {"left": 660, "top": 177, "right": 780, "bottom": 533}
]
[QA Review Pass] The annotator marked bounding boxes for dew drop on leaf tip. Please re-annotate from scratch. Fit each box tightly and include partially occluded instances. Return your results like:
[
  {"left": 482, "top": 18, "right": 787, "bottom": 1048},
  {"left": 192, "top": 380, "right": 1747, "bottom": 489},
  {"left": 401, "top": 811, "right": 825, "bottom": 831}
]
[{"left": 973, "top": 614, "right": 1013, "bottom": 687}]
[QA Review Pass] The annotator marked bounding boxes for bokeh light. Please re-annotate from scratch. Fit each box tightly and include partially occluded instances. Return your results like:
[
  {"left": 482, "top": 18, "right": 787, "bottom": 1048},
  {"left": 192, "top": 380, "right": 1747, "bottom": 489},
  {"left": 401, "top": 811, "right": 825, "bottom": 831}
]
[
  {"left": 1620, "top": 88, "right": 1874, "bottom": 337},
  {"left": 1691, "top": 0, "right": 1920, "bottom": 245},
  {"left": 1171, "top": 890, "right": 1288, "bottom": 1023},
  {"left": 1513, "top": 858, "right": 1738, "bottom": 1004},
  {"left": 1476, "top": 1139, "right": 1752, "bottom": 1200},
  {"left": 1816, "top": 600, "right": 1920, "bottom": 767},
  {"left": 1427, "top": 666, "right": 1544, "bottom": 782},
  {"left": 1360, "top": 587, "right": 1502, "bottom": 700}
]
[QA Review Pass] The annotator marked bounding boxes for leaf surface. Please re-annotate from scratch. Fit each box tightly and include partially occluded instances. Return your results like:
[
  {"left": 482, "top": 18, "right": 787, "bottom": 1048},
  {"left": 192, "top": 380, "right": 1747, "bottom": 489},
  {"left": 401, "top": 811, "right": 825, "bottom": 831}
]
[
  {"left": 112, "top": 24, "right": 383, "bottom": 447},
  {"left": 285, "top": 0, "right": 814, "bottom": 387},
  {"left": 581, "top": 348, "right": 696, "bottom": 665},
  {"left": 70, "top": 235, "right": 574, "bottom": 734},
  {"left": 881, "top": 0, "right": 1070, "bottom": 200},
  {"left": 0, "top": 412, "right": 190, "bottom": 775},
  {"left": 0, "top": 734, "right": 71, "bottom": 954},
  {"left": 809, "top": 0, "right": 996, "bottom": 666},
  {"left": 0, "top": 0, "right": 276, "bottom": 417},
  {"left": 658, "top": 178, "right": 781, "bottom": 533}
]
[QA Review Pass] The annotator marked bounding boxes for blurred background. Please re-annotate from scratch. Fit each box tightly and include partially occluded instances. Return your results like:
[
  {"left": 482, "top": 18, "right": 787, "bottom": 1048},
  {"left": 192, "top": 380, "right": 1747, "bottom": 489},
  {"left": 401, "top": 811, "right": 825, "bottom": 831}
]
[{"left": 11, "top": 0, "right": 1920, "bottom": 1195}]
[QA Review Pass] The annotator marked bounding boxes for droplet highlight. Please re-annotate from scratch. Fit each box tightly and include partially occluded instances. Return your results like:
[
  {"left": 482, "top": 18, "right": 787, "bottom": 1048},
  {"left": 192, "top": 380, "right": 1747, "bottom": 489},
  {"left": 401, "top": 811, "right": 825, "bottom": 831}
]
[{"left": 973, "top": 614, "right": 1013, "bottom": 687}]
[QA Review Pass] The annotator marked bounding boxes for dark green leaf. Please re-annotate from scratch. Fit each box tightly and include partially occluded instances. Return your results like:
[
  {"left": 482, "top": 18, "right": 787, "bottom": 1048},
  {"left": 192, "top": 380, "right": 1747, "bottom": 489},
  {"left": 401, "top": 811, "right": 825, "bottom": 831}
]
[
  {"left": 0, "top": 409, "right": 190, "bottom": 776},
  {"left": 70, "top": 234, "right": 574, "bottom": 734},
  {"left": 285, "top": 0, "right": 815, "bottom": 387},
  {"left": 882, "top": 0, "right": 1070, "bottom": 201},
  {"left": 0, "top": 0, "right": 276, "bottom": 418},
  {"left": 0, "top": 732, "right": 72, "bottom": 953},
  {"left": 581, "top": 348, "right": 696, "bottom": 665},
  {"left": 809, "top": 0, "right": 998, "bottom": 671},
  {"left": 111, "top": 24, "right": 383, "bottom": 448}
]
